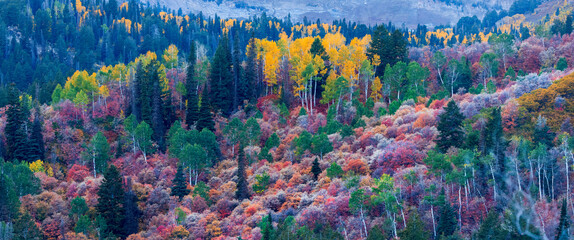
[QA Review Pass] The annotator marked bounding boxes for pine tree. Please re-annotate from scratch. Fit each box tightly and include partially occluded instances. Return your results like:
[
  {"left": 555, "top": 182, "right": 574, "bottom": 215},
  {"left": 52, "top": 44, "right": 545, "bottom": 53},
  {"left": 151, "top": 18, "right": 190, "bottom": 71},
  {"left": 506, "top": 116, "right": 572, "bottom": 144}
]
[
  {"left": 311, "top": 157, "right": 321, "bottom": 180},
  {"left": 556, "top": 200, "right": 570, "bottom": 240},
  {"left": 437, "top": 100, "right": 465, "bottom": 152},
  {"left": 171, "top": 164, "right": 190, "bottom": 200},
  {"left": 5, "top": 84, "right": 25, "bottom": 161},
  {"left": 28, "top": 118, "right": 45, "bottom": 161},
  {"left": 196, "top": 96, "right": 215, "bottom": 132},
  {"left": 13, "top": 210, "right": 42, "bottom": 240},
  {"left": 123, "top": 189, "right": 141, "bottom": 236},
  {"left": 474, "top": 211, "right": 506, "bottom": 240},
  {"left": 399, "top": 212, "right": 429, "bottom": 240},
  {"left": 235, "top": 145, "right": 250, "bottom": 201},
  {"left": 245, "top": 37, "right": 259, "bottom": 103},
  {"left": 260, "top": 213, "right": 274, "bottom": 240},
  {"left": 96, "top": 165, "right": 126, "bottom": 238},
  {"left": 185, "top": 41, "right": 200, "bottom": 127},
  {"left": 209, "top": 36, "right": 233, "bottom": 115},
  {"left": 437, "top": 200, "right": 458, "bottom": 237}
]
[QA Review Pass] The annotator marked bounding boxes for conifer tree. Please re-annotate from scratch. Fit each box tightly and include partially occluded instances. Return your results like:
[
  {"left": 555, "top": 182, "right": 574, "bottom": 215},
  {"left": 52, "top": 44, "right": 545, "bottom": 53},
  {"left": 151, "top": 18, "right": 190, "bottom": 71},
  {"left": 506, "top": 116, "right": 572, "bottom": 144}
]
[
  {"left": 311, "top": 157, "right": 321, "bottom": 180},
  {"left": 13, "top": 209, "right": 42, "bottom": 240},
  {"left": 235, "top": 145, "right": 250, "bottom": 201},
  {"left": 186, "top": 42, "right": 200, "bottom": 128},
  {"left": 245, "top": 37, "right": 259, "bottom": 103},
  {"left": 437, "top": 200, "right": 458, "bottom": 237},
  {"left": 123, "top": 188, "right": 141, "bottom": 237},
  {"left": 399, "top": 212, "right": 429, "bottom": 240},
  {"left": 96, "top": 165, "right": 126, "bottom": 238},
  {"left": 556, "top": 200, "right": 570, "bottom": 240},
  {"left": 171, "top": 164, "right": 190, "bottom": 200},
  {"left": 5, "top": 84, "right": 26, "bottom": 161},
  {"left": 28, "top": 118, "right": 45, "bottom": 161},
  {"left": 437, "top": 100, "right": 465, "bottom": 153},
  {"left": 474, "top": 211, "right": 506, "bottom": 239},
  {"left": 197, "top": 96, "right": 215, "bottom": 132},
  {"left": 209, "top": 36, "right": 233, "bottom": 114}
]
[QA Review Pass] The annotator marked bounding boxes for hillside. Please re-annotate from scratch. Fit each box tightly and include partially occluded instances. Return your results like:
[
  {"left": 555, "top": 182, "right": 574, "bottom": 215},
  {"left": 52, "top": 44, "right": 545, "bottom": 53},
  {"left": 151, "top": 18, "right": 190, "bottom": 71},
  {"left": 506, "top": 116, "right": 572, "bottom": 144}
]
[{"left": 144, "top": 0, "right": 515, "bottom": 27}]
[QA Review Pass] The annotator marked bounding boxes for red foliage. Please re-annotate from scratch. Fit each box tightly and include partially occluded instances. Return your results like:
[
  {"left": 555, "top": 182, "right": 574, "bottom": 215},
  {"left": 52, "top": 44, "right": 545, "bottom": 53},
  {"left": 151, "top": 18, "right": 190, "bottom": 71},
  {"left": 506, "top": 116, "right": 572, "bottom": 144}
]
[
  {"left": 344, "top": 159, "right": 369, "bottom": 175},
  {"left": 67, "top": 164, "right": 91, "bottom": 182}
]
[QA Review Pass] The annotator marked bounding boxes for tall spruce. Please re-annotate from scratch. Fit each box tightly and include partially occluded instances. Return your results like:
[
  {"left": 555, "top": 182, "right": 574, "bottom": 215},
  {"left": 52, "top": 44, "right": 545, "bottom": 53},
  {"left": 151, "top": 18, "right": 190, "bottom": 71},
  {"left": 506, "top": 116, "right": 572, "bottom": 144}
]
[
  {"left": 209, "top": 35, "right": 233, "bottom": 115},
  {"left": 171, "top": 164, "right": 190, "bottom": 200},
  {"left": 185, "top": 41, "right": 199, "bottom": 127},
  {"left": 399, "top": 212, "right": 429, "bottom": 240},
  {"left": 556, "top": 200, "right": 570, "bottom": 240},
  {"left": 123, "top": 184, "right": 141, "bottom": 237},
  {"left": 5, "top": 84, "right": 26, "bottom": 161},
  {"left": 235, "top": 145, "right": 250, "bottom": 201},
  {"left": 197, "top": 96, "right": 215, "bottom": 132},
  {"left": 437, "top": 100, "right": 465, "bottom": 152},
  {"left": 96, "top": 165, "right": 126, "bottom": 238},
  {"left": 437, "top": 199, "right": 458, "bottom": 237},
  {"left": 311, "top": 157, "right": 321, "bottom": 180},
  {"left": 28, "top": 118, "right": 45, "bottom": 161},
  {"left": 245, "top": 37, "right": 258, "bottom": 103}
]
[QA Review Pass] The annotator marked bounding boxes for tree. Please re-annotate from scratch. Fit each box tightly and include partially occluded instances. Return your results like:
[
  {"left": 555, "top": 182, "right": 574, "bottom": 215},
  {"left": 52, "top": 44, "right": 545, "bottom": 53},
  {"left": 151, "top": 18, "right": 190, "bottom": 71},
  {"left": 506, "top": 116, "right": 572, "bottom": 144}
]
[
  {"left": 124, "top": 114, "right": 138, "bottom": 154},
  {"left": 311, "top": 157, "right": 321, "bottom": 180},
  {"left": 134, "top": 121, "right": 153, "bottom": 163},
  {"left": 5, "top": 84, "right": 26, "bottom": 161},
  {"left": 556, "top": 200, "right": 570, "bottom": 240},
  {"left": 311, "top": 133, "right": 332, "bottom": 160},
  {"left": 96, "top": 165, "right": 126, "bottom": 238},
  {"left": 474, "top": 211, "right": 506, "bottom": 240},
  {"left": 244, "top": 117, "right": 261, "bottom": 147},
  {"left": 28, "top": 118, "right": 44, "bottom": 161},
  {"left": 196, "top": 97, "right": 215, "bottom": 132},
  {"left": 0, "top": 173, "right": 19, "bottom": 222},
  {"left": 186, "top": 41, "right": 200, "bottom": 127},
  {"left": 436, "top": 100, "right": 465, "bottom": 152},
  {"left": 13, "top": 210, "right": 41, "bottom": 240},
  {"left": 399, "top": 212, "right": 429, "bottom": 240},
  {"left": 437, "top": 200, "right": 457, "bottom": 237},
  {"left": 224, "top": 118, "right": 244, "bottom": 155},
  {"left": 295, "top": 130, "right": 312, "bottom": 157},
  {"left": 349, "top": 189, "right": 369, "bottom": 238},
  {"left": 171, "top": 164, "right": 190, "bottom": 200},
  {"left": 326, "top": 162, "right": 344, "bottom": 178},
  {"left": 209, "top": 36, "right": 233, "bottom": 114},
  {"left": 235, "top": 146, "right": 250, "bottom": 201},
  {"left": 180, "top": 143, "right": 206, "bottom": 185},
  {"left": 92, "top": 133, "right": 111, "bottom": 177},
  {"left": 432, "top": 51, "right": 447, "bottom": 85},
  {"left": 556, "top": 57, "right": 568, "bottom": 71}
]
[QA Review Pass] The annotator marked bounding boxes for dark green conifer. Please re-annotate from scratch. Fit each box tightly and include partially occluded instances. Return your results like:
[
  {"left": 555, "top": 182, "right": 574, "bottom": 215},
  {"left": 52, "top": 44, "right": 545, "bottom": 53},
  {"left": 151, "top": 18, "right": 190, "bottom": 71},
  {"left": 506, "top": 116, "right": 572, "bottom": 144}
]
[
  {"left": 311, "top": 157, "right": 321, "bottom": 180},
  {"left": 171, "top": 164, "right": 190, "bottom": 200},
  {"left": 556, "top": 200, "right": 570, "bottom": 240},
  {"left": 436, "top": 100, "right": 465, "bottom": 152},
  {"left": 96, "top": 165, "right": 126, "bottom": 238},
  {"left": 186, "top": 41, "right": 200, "bottom": 127},
  {"left": 235, "top": 146, "right": 250, "bottom": 201}
]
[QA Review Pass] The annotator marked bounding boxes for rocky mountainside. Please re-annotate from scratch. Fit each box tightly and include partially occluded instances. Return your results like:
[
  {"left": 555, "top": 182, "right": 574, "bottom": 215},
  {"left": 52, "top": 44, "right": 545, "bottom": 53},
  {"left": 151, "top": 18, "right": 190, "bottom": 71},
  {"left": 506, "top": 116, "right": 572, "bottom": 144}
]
[{"left": 145, "top": 0, "right": 516, "bottom": 27}]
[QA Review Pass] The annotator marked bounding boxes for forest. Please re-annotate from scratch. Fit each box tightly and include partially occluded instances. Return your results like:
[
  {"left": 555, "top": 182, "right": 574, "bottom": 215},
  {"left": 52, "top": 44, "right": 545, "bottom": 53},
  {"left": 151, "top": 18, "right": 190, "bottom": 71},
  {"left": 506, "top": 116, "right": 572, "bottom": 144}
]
[{"left": 2, "top": 0, "right": 574, "bottom": 239}]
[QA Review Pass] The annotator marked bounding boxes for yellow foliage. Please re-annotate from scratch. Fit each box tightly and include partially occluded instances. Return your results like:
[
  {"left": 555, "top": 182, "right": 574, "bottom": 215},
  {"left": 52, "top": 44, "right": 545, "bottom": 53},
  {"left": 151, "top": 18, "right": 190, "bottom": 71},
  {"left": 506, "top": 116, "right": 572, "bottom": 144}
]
[{"left": 371, "top": 77, "right": 382, "bottom": 102}]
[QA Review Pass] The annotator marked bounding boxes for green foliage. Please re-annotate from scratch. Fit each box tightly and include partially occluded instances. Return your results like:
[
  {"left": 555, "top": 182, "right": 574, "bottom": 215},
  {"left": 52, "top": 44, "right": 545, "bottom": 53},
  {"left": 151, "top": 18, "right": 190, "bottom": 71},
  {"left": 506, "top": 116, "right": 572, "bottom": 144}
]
[
  {"left": 0, "top": 160, "right": 40, "bottom": 197},
  {"left": 437, "top": 100, "right": 465, "bottom": 152},
  {"left": 87, "top": 131, "right": 110, "bottom": 177},
  {"left": 194, "top": 181, "right": 211, "bottom": 203},
  {"left": 555, "top": 200, "right": 570, "bottom": 240},
  {"left": 437, "top": 200, "right": 457, "bottom": 237},
  {"left": 265, "top": 133, "right": 281, "bottom": 149},
  {"left": 96, "top": 165, "right": 126, "bottom": 238},
  {"left": 0, "top": 171, "right": 19, "bottom": 222},
  {"left": 244, "top": 117, "right": 261, "bottom": 147},
  {"left": 556, "top": 57, "right": 568, "bottom": 71},
  {"left": 13, "top": 210, "right": 42, "bottom": 240},
  {"left": 299, "top": 107, "right": 307, "bottom": 116},
  {"left": 326, "top": 162, "right": 344, "bottom": 178},
  {"left": 311, "top": 133, "right": 332, "bottom": 159},
  {"left": 171, "top": 164, "right": 190, "bottom": 200},
  {"left": 224, "top": 117, "right": 244, "bottom": 149},
  {"left": 253, "top": 172, "right": 270, "bottom": 194},
  {"left": 135, "top": 121, "right": 153, "bottom": 160},
  {"left": 295, "top": 130, "right": 313, "bottom": 156},
  {"left": 236, "top": 146, "right": 250, "bottom": 201},
  {"left": 399, "top": 212, "right": 429, "bottom": 240},
  {"left": 388, "top": 100, "right": 402, "bottom": 115},
  {"left": 196, "top": 96, "right": 215, "bottom": 132},
  {"left": 505, "top": 66, "right": 516, "bottom": 80},
  {"left": 349, "top": 189, "right": 369, "bottom": 214},
  {"left": 340, "top": 124, "right": 355, "bottom": 138},
  {"left": 486, "top": 80, "right": 497, "bottom": 94}
]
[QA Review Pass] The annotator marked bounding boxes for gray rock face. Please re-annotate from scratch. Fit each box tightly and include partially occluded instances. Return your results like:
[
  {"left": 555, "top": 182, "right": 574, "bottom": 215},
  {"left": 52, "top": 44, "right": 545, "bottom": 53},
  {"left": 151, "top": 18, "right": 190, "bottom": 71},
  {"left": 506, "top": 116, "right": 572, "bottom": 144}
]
[{"left": 144, "top": 0, "right": 515, "bottom": 27}]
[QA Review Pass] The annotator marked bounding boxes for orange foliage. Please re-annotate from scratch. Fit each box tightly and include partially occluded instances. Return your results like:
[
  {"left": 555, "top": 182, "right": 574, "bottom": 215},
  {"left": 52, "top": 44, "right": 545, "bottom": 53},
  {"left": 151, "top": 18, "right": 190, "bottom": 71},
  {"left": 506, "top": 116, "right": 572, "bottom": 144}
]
[{"left": 344, "top": 159, "right": 369, "bottom": 175}]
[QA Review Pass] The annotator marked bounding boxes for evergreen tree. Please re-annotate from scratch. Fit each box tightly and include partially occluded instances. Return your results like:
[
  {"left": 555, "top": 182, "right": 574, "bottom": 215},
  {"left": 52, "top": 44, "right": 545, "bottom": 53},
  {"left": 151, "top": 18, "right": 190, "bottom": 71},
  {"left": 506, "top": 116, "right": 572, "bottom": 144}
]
[
  {"left": 474, "top": 211, "right": 506, "bottom": 240},
  {"left": 311, "top": 133, "right": 333, "bottom": 160},
  {"left": 260, "top": 213, "right": 274, "bottom": 240},
  {"left": 0, "top": 173, "right": 19, "bottom": 222},
  {"left": 557, "top": 57, "right": 569, "bottom": 71},
  {"left": 437, "top": 200, "right": 457, "bottom": 237},
  {"left": 556, "top": 200, "right": 570, "bottom": 240},
  {"left": 171, "top": 164, "right": 190, "bottom": 200},
  {"left": 185, "top": 41, "right": 200, "bottom": 127},
  {"left": 436, "top": 100, "right": 465, "bottom": 152},
  {"left": 196, "top": 96, "right": 215, "bottom": 132},
  {"left": 366, "top": 225, "right": 386, "bottom": 240},
  {"left": 245, "top": 37, "right": 259, "bottom": 103},
  {"left": 123, "top": 189, "right": 141, "bottom": 236},
  {"left": 4, "top": 84, "right": 26, "bottom": 161},
  {"left": 235, "top": 145, "right": 250, "bottom": 201},
  {"left": 209, "top": 36, "right": 233, "bottom": 114},
  {"left": 96, "top": 165, "right": 126, "bottom": 238},
  {"left": 13, "top": 210, "right": 41, "bottom": 240},
  {"left": 399, "top": 212, "right": 429, "bottom": 240},
  {"left": 28, "top": 118, "right": 45, "bottom": 161},
  {"left": 311, "top": 157, "right": 321, "bottom": 180}
]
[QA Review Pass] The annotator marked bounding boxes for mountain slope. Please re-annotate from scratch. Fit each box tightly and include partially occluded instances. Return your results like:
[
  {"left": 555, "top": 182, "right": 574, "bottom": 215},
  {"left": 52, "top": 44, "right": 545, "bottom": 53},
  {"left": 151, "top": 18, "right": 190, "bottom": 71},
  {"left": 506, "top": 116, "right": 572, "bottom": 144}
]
[{"left": 145, "top": 0, "right": 515, "bottom": 27}]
